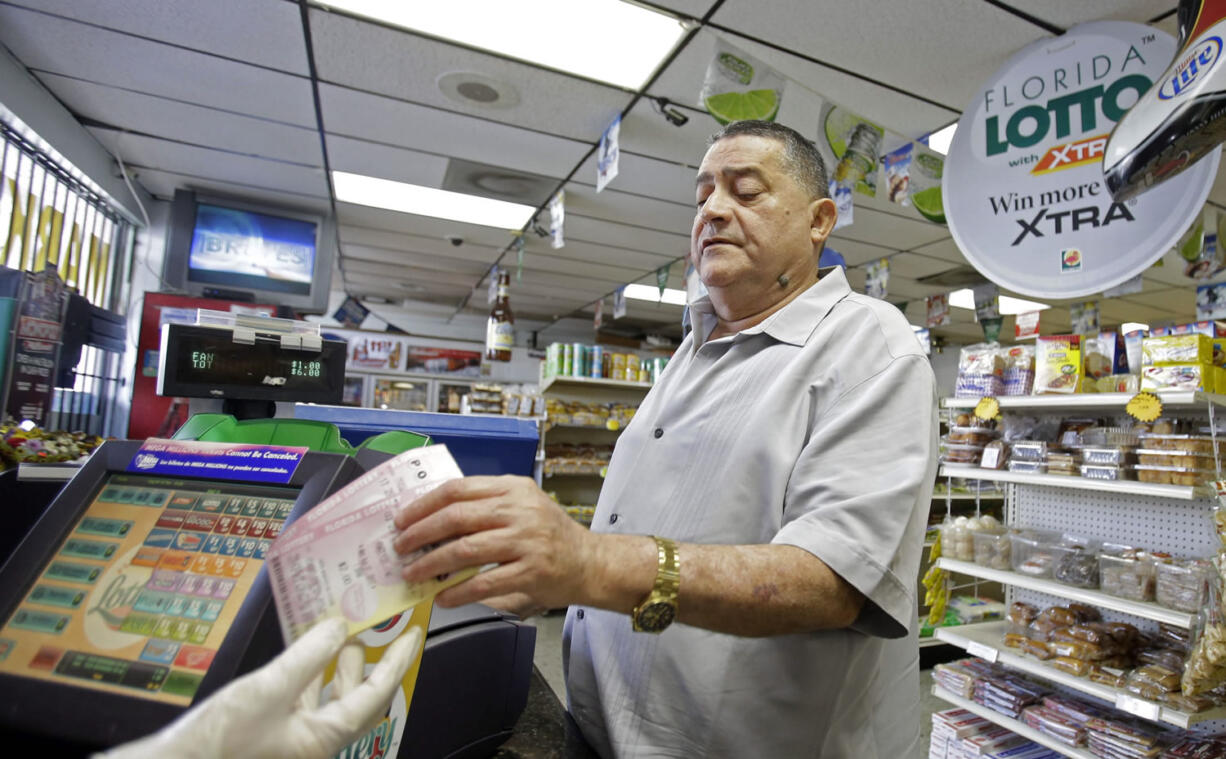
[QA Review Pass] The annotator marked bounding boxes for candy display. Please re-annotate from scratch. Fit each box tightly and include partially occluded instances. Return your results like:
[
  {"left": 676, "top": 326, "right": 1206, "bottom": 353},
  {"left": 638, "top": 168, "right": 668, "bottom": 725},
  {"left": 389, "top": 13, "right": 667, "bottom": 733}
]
[{"left": 0, "top": 420, "right": 106, "bottom": 470}]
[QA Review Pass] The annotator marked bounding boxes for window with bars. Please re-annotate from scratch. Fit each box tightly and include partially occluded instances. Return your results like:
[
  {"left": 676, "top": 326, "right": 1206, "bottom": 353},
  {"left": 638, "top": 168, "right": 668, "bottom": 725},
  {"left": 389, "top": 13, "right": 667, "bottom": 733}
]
[{"left": 0, "top": 120, "right": 132, "bottom": 436}]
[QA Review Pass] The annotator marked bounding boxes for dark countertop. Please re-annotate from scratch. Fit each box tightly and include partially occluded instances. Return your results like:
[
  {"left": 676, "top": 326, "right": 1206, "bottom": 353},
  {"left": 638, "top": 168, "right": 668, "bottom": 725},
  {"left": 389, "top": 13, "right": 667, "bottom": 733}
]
[{"left": 494, "top": 668, "right": 598, "bottom": 759}]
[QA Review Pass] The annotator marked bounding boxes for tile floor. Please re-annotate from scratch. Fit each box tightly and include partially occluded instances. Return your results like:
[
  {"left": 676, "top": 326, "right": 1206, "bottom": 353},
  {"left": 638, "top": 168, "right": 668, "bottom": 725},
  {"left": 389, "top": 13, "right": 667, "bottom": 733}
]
[{"left": 524, "top": 612, "right": 949, "bottom": 749}]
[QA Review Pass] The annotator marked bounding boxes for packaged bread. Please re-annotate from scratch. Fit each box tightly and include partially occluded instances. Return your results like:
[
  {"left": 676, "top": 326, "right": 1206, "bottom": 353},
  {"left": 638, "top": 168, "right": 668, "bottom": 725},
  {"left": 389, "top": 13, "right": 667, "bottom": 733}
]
[
  {"left": 1085, "top": 332, "right": 1128, "bottom": 378},
  {"left": 1021, "top": 637, "right": 1054, "bottom": 660},
  {"left": 1142, "top": 334, "right": 1214, "bottom": 366},
  {"left": 1050, "top": 656, "right": 1092, "bottom": 676}
]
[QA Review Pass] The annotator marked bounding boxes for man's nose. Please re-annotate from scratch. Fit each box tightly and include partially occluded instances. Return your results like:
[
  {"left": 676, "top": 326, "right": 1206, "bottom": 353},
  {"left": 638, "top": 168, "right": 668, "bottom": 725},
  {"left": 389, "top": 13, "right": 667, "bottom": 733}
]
[{"left": 698, "top": 189, "right": 731, "bottom": 222}]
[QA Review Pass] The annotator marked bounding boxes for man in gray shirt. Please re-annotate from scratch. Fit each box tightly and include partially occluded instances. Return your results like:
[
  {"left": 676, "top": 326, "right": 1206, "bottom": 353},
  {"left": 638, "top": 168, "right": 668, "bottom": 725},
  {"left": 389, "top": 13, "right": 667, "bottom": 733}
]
[{"left": 394, "top": 120, "right": 938, "bottom": 757}]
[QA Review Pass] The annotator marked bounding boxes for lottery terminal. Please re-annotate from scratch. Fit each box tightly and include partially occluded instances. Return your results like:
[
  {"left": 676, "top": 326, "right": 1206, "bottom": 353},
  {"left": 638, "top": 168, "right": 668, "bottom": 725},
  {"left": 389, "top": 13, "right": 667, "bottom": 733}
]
[{"left": 0, "top": 312, "right": 545, "bottom": 758}]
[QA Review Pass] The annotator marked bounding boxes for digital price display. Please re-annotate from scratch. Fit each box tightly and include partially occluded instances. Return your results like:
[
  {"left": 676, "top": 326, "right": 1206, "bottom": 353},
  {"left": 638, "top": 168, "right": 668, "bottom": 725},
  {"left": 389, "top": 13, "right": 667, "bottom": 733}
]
[{"left": 158, "top": 325, "right": 346, "bottom": 403}]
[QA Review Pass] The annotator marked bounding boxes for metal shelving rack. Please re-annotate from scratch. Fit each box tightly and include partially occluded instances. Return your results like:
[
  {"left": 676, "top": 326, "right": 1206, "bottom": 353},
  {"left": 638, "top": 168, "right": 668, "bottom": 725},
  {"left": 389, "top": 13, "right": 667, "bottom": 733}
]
[{"left": 931, "top": 391, "right": 1226, "bottom": 751}]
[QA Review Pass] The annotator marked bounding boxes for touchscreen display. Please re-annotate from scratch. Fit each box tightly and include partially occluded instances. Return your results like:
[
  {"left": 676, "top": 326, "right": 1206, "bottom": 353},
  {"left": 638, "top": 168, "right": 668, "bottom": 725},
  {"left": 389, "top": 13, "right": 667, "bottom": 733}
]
[{"left": 0, "top": 473, "right": 298, "bottom": 705}]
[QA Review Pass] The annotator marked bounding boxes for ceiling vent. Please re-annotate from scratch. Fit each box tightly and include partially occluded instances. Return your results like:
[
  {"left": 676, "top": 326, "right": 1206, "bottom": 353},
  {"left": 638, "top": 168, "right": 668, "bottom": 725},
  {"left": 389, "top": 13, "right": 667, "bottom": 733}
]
[
  {"left": 917, "top": 266, "right": 990, "bottom": 289},
  {"left": 442, "top": 158, "right": 555, "bottom": 206},
  {"left": 437, "top": 71, "right": 520, "bottom": 108}
]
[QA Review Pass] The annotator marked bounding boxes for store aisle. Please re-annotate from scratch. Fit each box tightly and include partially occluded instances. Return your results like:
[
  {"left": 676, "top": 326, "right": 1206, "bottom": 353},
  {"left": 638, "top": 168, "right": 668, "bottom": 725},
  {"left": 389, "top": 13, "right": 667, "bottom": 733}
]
[{"left": 525, "top": 612, "right": 944, "bottom": 745}]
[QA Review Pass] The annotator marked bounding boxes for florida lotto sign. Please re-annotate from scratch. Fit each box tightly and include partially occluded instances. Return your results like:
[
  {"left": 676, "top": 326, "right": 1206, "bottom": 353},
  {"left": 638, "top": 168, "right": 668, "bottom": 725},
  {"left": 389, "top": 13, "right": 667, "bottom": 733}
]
[{"left": 944, "top": 22, "right": 1219, "bottom": 298}]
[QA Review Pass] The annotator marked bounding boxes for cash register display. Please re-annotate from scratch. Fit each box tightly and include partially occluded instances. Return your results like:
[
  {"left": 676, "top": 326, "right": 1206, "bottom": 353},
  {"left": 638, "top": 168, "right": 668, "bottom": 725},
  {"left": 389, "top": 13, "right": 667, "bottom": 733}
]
[{"left": 0, "top": 473, "right": 298, "bottom": 706}]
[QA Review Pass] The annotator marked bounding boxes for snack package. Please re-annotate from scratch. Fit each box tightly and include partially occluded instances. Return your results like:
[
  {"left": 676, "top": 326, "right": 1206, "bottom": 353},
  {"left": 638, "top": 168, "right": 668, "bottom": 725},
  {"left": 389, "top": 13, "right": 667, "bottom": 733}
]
[
  {"left": 1143, "top": 334, "right": 1214, "bottom": 366},
  {"left": 1034, "top": 335, "right": 1082, "bottom": 394},
  {"left": 1098, "top": 373, "right": 1140, "bottom": 393},
  {"left": 1141, "top": 364, "right": 1217, "bottom": 393},
  {"left": 1150, "top": 321, "right": 1219, "bottom": 338},
  {"left": 1086, "top": 332, "right": 1129, "bottom": 378}
]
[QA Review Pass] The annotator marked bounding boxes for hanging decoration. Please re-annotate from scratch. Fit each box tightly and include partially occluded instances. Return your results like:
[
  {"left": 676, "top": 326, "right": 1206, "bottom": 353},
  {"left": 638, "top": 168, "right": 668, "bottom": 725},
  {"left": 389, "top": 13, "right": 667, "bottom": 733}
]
[
  {"left": 1015, "top": 310, "right": 1041, "bottom": 340},
  {"left": 865, "top": 258, "right": 889, "bottom": 300},
  {"left": 972, "top": 283, "right": 1000, "bottom": 322},
  {"left": 548, "top": 192, "right": 565, "bottom": 249},
  {"left": 613, "top": 286, "right": 627, "bottom": 319},
  {"left": 596, "top": 115, "right": 621, "bottom": 192},
  {"left": 981, "top": 316, "right": 1004, "bottom": 343},
  {"left": 926, "top": 293, "right": 950, "bottom": 328},
  {"left": 699, "top": 39, "right": 786, "bottom": 126},
  {"left": 657, "top": 263, "right": 671, "bottom": 298},
  {"left": 1197, "top": 282, "right": 1226, "bottom": 320},
  {"left": 1070, "top": 301, "right": 1100, "bottom": 334},
  {"left": 593, "top": 298, "right": 603, "bottom": 331}
]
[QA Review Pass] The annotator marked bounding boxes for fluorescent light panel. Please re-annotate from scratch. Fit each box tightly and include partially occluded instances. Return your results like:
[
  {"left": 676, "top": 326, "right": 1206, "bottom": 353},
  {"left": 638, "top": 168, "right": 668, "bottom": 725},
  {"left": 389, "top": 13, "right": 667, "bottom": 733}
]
[
  {"left": 926, "top": 123, "right": 957, "bottom": 155},
  {"left": 1122, "top": 322, "right": 1149, "bottom": 333},
  {"left": 624, "top": 283, "right": 686, "bottom": 306},
  {"left": 948, "top": 288, "right": 1050, "bottom": 315},
  {"left": 332, "top": 171, "right": 534, "bottom": 229},
  {"left": 316, "top": 0, "right": 686, "bottom": 89}
]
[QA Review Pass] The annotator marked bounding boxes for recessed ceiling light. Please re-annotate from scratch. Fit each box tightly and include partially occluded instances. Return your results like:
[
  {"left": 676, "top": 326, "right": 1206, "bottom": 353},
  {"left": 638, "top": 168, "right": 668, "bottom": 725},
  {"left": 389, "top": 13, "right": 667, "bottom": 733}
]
[
  {"left": 333, "top": 171, "right": 535, "bottom": 229},
  {"left": 317, "top": 0, "right": 687, "bottom": 89},
  {"left": 925, "top": 122, "right": 957, "bottom": 155},
  {"left": 624, "top": 283, "right": 686, "bottom": 306},
  {"left": 948, "top": 288, "right": 1049, "bottom": 315}
]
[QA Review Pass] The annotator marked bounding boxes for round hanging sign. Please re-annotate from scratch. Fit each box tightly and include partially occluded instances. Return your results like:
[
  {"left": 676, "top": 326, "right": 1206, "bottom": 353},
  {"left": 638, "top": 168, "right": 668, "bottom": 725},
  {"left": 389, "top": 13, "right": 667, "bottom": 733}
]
[{"left": 943, "top": 21, "right": 1219, "bottom": 298}]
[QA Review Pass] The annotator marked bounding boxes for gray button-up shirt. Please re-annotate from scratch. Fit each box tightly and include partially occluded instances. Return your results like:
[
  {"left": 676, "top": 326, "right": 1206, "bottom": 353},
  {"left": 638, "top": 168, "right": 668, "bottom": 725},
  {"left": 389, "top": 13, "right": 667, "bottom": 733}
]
[{"left": 563, "top": 266, "right": 938, "bottom": 757}]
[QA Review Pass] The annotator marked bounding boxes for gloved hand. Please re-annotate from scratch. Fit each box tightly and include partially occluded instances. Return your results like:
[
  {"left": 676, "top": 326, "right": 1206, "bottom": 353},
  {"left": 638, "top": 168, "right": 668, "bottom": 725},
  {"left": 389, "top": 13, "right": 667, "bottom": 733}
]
[{"left": 98, "top": 618, "right": 423, "bottom": 759}]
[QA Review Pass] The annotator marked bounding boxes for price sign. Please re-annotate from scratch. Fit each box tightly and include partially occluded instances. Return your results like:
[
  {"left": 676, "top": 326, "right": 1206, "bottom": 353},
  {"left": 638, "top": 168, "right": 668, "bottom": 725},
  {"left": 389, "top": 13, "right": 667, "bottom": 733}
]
[
  {"left": 973, "top": 397, "right": 1000, "bottom": 422},
  {"left": 965, "top": 640, "right": 998, "bottom": 663},
  {"left": 1115, "top": 693, "right": 1161, "bottom": 721},
  {"left": 980, "top": 445, "right": 1001, "bottom": 470},
  {"left": 1126, "top": 391, "right": 1163, "bottom": 423}
]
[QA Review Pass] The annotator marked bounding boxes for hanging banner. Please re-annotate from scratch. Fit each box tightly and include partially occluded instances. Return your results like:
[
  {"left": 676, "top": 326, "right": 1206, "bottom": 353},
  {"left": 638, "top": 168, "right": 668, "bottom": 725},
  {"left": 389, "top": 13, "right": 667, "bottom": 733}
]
[
  {"left": 831, "top": 184, "right": 853, "bottom": 230},
  {"left": 943, "top": 22, "right": 1219, "bottom": 298},
  {"left": 333, "top": 296, "right": 369, "bottom": 329},
  {"left": 927, "top": 293, "right": 951, "bottom": 328},
  {"left": 3, "top": 268, "right": 69, "bottom": 426},
  {"left": 866, "top": 259, "right": 890, "bottom": 299},
  {"left": 1070, "top": 301, "right": 1100, "bottom": 334},
  {"left": 982, "top": 316, "right": 1004, "bottom": 343},
  {"left": 1015, "top": 310, "right": 1042, "bottom": 339},
  {"left": 596, "top": 115, "right": 621, "bottom": 192},
  {"left": 973, "top": 283, "right": 1000, "bottom": 321},
  {"left": 883, "top": 142, "right": 914, "bottom": 205},
  {"left": 817, "top": 101, "right": 884, "bottom": 197},
  {"left": 657, "top": 264, "right": 670, "bottom": 297},
  {"left": 593, "top": 299, "right": 603, "bottom": 331},
  {"left": 1103, "top": 273, "right": 1144, "bottom": 297},
  {"left": 1197, "top": 282, "right": 1226, "bottom": 320},
  {"left": 699, "top": 39, "right": 785, "bottom": 126},
  {"left": 909, "top": 142, "right": 946, "bottom": 225},
  {"left": 487, "top": 266, "right": 500, "bottom": 305},
  {"left": 914, "top": 327, "right": 932, "bottom": 355},
  {"left": 548, "top": 192, "right": 565, "bottom": 250},
  {"left": 613, "top": 287, "right": 627, "bottom": 319}
]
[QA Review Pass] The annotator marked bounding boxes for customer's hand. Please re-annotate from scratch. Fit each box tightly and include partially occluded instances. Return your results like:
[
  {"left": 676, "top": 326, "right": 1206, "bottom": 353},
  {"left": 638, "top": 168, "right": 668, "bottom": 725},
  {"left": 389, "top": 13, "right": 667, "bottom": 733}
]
[
  {"left": 393, "top": 475, "right": 598, "bottom": 611},
  {"left": 97, "top": 618, "right": 422, "bottom": 759}
]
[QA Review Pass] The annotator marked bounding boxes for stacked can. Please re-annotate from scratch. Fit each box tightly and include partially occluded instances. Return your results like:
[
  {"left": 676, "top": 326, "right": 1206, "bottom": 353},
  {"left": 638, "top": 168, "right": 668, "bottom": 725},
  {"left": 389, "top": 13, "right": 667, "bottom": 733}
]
[
  {"left": 588, "top": 345, "right": 603, "bottom": 378},
  {"left": 561, "top": 344, "right": 573, "bottom": 376},
  {"left": 570, "top": 342, "right": 587, "bottom": 377}
]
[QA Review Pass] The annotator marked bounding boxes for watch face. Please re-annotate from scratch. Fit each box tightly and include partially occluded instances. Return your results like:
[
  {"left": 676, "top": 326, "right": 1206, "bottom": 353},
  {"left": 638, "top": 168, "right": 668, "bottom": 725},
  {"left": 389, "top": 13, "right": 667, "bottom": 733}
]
[{"left": 637, "top": 601, "right": 676, "bottom": 632}]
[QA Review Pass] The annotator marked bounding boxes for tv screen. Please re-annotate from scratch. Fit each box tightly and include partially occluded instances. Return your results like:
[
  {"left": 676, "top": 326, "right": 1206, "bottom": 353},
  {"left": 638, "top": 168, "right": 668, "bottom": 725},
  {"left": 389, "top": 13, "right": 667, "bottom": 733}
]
[{"left": 187, "top": 204, "right": 318, "bottom": 296}]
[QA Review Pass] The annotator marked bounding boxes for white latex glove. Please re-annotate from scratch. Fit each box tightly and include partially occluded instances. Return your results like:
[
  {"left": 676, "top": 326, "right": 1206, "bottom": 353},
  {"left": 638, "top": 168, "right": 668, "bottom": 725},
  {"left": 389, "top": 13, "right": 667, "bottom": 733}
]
[{"left": 98, "top": 618, "right": 423, "bottom": 759}]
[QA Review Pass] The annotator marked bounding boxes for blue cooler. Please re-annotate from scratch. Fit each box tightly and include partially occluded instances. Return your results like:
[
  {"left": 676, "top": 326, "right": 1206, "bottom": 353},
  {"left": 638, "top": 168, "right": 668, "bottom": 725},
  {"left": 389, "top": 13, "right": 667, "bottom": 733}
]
[{"left": 293, "top": 405, "right": 539, "bottom": 477}]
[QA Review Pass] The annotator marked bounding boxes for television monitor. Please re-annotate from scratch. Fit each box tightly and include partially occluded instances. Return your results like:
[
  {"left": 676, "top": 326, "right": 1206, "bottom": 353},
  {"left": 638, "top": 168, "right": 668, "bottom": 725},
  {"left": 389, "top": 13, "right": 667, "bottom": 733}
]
[
  {"left": 163, "top": 190, "right": 336, "bottom": 315},
  {"left": 0, "top": 440, "right": 361, "bottom": 750}
]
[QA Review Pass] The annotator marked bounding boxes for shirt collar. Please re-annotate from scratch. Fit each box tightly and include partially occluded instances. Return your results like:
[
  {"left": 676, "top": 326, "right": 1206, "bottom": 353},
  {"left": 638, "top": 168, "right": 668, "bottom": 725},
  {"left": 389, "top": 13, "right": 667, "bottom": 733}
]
[{"left": 688, "top": 266, "right": 851, "bottom": 349}]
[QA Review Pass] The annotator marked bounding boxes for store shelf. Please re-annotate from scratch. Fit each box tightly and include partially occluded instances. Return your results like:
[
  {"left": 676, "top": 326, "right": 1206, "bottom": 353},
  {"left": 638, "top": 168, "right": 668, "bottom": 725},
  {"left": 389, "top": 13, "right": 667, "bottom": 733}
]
[
  {"left": 941, "top": 391, "right": 1226, "bottom": 412},
  {"left": 541, "top": 375, "right": 653, "bottom": 393},
  {"left": 930, "top": 686, "right": 1094, "bottom": 759},
  {"left": 932, "top": 492, "right": 1005, "bottom": 501},
  {"left": 935, "top": 621, "right": 1226, "bottom": 728},
  {"left": 936, "top": 558, "right": 1195, "bottom": 628},
  {"left": 939, "top": 465, "right": 1214, "bottom": 500},
  {"left": 546, "top": 421, "right": 625, "bottom": 431},
  {"left": 543, "top": 469, "right": 606, "bottom": 479},
  {"left": 919, "top": 636, "right": 953, "bottom": 649}
]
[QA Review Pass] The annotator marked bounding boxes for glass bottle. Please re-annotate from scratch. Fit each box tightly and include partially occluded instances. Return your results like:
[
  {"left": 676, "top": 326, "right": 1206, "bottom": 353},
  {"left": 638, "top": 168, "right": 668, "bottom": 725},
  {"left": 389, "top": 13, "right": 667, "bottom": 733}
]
[
  {"left": 485, "top": 271, "right": 514, "bottom": 362},
  {"left": 833, "top": 123, "right": 882, "bottom": 186}
]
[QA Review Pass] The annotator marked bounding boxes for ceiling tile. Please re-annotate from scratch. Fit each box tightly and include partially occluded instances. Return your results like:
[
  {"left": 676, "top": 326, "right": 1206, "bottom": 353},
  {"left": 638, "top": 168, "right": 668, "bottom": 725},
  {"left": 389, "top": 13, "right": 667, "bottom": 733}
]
[
  {"left": 308, "top": 8, "right": 628, "bottom": 143},
  {"left": 8, "top": 0, "right": 310, "bottom": 74},
  {"left": 563, "top": 181, "right": 694, "bottom": 236},
  {"left": 318, "top": 84, "right": 588, "bottom": 181},
  {"left": 709, "top": 0, "right": 1049, "bottom": 118},
  {"left": 131, "top": 169, "right": 332, "bottom": 211},
  {"left": 37, "top": 72, "right": 322, "bottom": 166},
  {"left": 1006, "top": 1, "right": 1177, "bottom": 28},
  {"left": 647, "top": 1, "right": 721, "bottom": 18},
  {"left": 89, "top": 130, "right": 329, "bottom": 198},
  {"left": 325, "top": 134, "right": 450, "bottom": 188},
  {"left": 574, "top": 151, "right": 697, "bottom": 205},
  {"left": 0, "top": 4, "right": 317, "bottom": 126}
]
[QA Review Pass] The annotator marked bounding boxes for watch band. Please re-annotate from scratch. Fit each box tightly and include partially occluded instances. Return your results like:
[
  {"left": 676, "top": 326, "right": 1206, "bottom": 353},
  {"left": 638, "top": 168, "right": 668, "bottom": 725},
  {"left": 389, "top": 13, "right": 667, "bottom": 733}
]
[
  {"left": 631, "top": 535, "right": 680, "bottom": 633},
  {"left": 652, "top": 535, "right": 680, "bottom": 596}
]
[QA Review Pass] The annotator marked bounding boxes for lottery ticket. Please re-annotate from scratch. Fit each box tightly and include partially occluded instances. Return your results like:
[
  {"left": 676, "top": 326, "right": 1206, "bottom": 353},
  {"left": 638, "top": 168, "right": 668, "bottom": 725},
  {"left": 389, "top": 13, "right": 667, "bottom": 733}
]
[{"left": 267, "top": 445, "right": 476, "bottom": 642}]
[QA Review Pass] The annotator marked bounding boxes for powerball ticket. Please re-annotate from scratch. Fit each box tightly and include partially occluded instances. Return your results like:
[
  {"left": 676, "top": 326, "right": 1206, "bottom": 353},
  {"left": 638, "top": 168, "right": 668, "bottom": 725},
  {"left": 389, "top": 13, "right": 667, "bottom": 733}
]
[{"left": 267, "top": 445, "right": 477, "bottom": 642}]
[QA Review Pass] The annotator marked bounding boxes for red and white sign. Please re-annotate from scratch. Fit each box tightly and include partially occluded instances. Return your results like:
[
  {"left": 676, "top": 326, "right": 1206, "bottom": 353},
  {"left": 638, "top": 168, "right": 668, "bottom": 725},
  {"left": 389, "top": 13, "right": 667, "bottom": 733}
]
[{"left": 1015, "top": 310, "right": 1041, "bottom": 339}]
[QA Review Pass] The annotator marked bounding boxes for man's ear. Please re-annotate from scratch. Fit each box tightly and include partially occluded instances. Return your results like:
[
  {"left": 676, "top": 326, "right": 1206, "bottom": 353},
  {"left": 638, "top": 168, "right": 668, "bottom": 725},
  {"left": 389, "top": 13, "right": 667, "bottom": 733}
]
[{"left": 810, "top": 196, "right": 838, "bottom": 249}]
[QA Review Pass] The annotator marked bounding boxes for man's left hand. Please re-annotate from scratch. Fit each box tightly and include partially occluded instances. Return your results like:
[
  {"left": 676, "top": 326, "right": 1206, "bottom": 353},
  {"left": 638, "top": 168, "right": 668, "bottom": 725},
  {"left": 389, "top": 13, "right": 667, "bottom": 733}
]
[{"left": 392, "top": 475, "right": 597, "bottom": 611}]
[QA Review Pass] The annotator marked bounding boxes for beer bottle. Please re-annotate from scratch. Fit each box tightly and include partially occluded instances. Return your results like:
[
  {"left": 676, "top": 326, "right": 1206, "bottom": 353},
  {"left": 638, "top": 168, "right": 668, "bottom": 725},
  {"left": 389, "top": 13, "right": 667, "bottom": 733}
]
[{"left": 485, "top": 271, "right": 514, "bottom": 361}]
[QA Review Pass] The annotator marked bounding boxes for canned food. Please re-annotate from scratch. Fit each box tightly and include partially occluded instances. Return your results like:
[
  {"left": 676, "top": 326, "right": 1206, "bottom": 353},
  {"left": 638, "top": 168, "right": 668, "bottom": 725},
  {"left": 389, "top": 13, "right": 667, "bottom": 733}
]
[
  {"left": 625, "top": 355, "right": 641, "bottom": 382},
  {"left": 589, "top": 345, "right": 603, "bottom": 379},
  {"left": 612, "top": 353, "right": 626, "bottom": 380},
  {"left": 562, "top": 344, "right": 573, "bottom": 376},
  {"left": 545, "top": 343, "right": 561, "bottom": 378},
  {"left": 571, "top": 343, "right": 586, "bottom": 377}
]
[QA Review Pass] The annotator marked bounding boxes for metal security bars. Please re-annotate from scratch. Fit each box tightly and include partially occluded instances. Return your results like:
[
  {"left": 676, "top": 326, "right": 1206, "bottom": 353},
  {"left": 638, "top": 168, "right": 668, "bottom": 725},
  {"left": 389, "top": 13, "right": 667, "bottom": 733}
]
[{"left": 0, "top": 120, "right": 132, "bottom": 435}]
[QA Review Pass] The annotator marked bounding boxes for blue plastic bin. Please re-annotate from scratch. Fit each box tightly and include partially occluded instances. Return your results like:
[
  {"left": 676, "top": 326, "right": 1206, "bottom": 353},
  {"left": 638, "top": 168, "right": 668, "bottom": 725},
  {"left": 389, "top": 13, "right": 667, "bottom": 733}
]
[{"left": 293, "top": 405, "right": 539, "bottom": 477}]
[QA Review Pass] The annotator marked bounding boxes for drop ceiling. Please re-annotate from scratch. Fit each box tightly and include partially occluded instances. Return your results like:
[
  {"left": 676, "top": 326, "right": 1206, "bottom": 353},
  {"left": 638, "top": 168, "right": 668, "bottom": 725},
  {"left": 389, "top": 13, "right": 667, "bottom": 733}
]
[{"left": 0, "top": 0, "right": 1209, "bottom": 346}]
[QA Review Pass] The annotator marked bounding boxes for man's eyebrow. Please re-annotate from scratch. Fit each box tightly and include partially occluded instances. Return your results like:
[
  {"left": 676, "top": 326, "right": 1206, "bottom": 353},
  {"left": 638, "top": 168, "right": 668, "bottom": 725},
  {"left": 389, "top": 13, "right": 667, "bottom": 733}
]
[{"left": 694, "top": 165, "right": 767, "bottom": 187}]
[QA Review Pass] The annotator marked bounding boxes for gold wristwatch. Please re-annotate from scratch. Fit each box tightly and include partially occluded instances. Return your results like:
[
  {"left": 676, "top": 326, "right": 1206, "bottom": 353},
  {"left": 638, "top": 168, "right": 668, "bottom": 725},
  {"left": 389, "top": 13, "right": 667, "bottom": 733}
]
[{"left": 632, "top": 536, "right": 679, "bottom": 633}]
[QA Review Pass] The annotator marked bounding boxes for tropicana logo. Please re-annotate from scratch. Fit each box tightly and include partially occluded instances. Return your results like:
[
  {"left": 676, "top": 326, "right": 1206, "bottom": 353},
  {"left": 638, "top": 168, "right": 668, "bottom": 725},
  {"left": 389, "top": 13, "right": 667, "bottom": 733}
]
[{"left": 1031, "top": 134, "right": 1109, "bottom": 175}]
